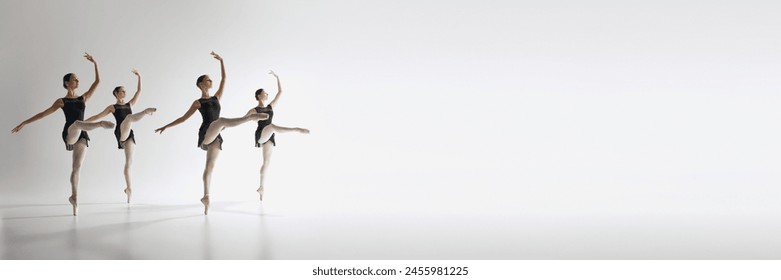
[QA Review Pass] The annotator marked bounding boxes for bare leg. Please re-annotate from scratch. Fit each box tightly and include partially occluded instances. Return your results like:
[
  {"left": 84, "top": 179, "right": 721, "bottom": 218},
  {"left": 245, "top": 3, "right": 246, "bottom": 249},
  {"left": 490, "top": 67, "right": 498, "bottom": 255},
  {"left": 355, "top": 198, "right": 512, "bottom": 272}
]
[
  {"left": 256, "top": 124, "right": 309, "bottom": 145},
  {"left": 119, "top": 108, "right": 156, "bottom": 142},
  {"left": 255, "top": 124, "right": 308, "bottom": 201},
  {"left": 65, "top": 121, "right": 111, "bottom": 216},
  {"left": 65, "top": 120, "right": 114, "bottom": 145},
  {"left": 201, "top": 113, "right": 266, "bottom": 147},
  {"left": 123, "top": 140, "right": 135, "bottom": 203},
  {"left": 116, "top": 108, "right": 153, "bottom": 203},
  {"left": 258, "top": 141, "right": 273, "bottom": 201},
  {"left": 201, "top": 142, "right": 220, "bottom": 215},
  {"left": 69, "top": 139, "right": 88, "bottom": 216}
]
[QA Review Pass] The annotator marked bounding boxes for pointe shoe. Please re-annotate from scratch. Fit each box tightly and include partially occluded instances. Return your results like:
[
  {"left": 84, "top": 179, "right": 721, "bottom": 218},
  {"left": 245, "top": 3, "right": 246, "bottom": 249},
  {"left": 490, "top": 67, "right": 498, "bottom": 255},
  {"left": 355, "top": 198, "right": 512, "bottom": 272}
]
[
  {"left": 143, "top": 108, "right": 157, "bottom": 115},
  {"left": 68, "top": 196, "right": 78, "bottom": 216},
  {"left": 200, "top": 197, "right": 210, "bottom": 215},
  {"left": 99, "top": 121, "right": 115, "bottom": 129},
  {"left": 299, "top": 128, "right": 310, "bottom": 134},
  {"left": 124, "top": 188, "right": 132, "bottom": 204},
  {"left": 256, "top": 186, "right": 264, "bottom": 201}
]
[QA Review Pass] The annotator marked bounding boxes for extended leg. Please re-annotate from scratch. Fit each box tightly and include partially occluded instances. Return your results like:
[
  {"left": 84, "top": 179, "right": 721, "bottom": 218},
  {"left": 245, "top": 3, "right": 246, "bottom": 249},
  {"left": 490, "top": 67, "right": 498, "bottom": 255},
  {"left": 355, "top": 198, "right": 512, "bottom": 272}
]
[
  {"left": 119, "top": 108, "right": 156, "bottom": 142},
  {"left": 255, "top": 124, "right": 309, "bottom": 145},
  {"left": 65, "top": 120, "right": 114, "bottom": 145},
  {"left": 201, "top": 113, "right": 267, "bottom": 147}
]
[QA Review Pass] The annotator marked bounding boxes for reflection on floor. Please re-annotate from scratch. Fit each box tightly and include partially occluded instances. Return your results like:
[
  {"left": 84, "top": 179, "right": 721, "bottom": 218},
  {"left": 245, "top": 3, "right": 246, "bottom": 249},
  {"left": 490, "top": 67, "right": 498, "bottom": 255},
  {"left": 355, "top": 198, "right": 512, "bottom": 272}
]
[{"left": 2, "top": 201, "right": 781, "bottom": 259}]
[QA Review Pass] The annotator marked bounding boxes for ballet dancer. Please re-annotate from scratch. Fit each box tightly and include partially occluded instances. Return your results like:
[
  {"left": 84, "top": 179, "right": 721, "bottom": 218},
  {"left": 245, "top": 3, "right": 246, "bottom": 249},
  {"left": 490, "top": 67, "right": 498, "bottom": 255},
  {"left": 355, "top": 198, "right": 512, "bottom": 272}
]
[
  {"left": 11, "top": 53, "right": 115, "bottom": 216},
  {"left": 155, "top": 52, "right": 266, "bottom": 215},
  {"left": 245, "top": 70, "right": 309, "bottom": 201},
  {"left": 85, "top": 69, "right": 156, "bottom": 203}
]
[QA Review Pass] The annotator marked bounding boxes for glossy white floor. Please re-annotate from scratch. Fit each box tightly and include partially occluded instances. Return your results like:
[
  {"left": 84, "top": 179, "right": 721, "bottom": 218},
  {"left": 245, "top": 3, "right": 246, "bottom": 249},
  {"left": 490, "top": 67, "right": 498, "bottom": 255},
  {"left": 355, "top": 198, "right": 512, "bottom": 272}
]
[
  {"left": 2, "top": 196, "right": 781, "bottom": 260},
  {"left": 0, "top": 201, "right": 508, "bottom": 260}
]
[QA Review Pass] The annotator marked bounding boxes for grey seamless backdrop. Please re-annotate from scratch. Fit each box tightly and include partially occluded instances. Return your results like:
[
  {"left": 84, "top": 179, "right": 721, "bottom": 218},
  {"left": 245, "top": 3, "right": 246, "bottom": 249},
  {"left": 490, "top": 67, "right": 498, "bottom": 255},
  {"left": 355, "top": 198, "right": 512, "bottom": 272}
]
[{"left": 1, "top": 0, "right": 780, "bottom": 258}]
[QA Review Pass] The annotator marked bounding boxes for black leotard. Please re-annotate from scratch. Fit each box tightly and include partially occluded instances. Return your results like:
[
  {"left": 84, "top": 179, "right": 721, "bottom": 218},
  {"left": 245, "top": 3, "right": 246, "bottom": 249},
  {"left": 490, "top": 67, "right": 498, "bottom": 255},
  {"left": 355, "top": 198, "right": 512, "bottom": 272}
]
[
  {"left": 197, "top": 96, "right": 223, "bottom": 150},
  {"left": 254, "top": 105, "right": 275, "bottom": 147},
  {"left": 61, "top": 96, "right": 90, "bottom": 151},
  {"left": 112, "top": 103, "right": 136, "bottom": 149}
]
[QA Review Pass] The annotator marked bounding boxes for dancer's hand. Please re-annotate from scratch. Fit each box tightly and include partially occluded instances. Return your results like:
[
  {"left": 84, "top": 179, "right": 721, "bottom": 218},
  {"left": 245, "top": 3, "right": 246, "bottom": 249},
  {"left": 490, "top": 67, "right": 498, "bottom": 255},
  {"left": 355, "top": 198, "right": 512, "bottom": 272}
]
[
  {"left": 269, "top": 70, "right": 277, "bottom": 77},
  {"left": 84, "top": 52, "right": 95, "bottom": 63},
  {"left": 154, "top": 127, "right": 165, "bottom": 134},
  {"left": 132, "top": 68, "right": 140, "bottom": 76},
  {"left": 11, "top": 123, "right": 24, "bottom": 133},
  {"left": 211, "top": 51, "right": 222, "bottom": 61}
]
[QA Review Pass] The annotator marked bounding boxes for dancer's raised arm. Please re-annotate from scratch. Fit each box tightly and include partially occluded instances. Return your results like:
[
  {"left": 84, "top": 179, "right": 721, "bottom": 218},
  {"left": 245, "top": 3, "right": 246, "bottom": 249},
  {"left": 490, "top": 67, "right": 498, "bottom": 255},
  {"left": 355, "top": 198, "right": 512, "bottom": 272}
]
[
  {"left": 155, "top": 100, "right": 199, "bottom": 134},
  {"left": 81, "top": 52, "right": 100, "bottom": 102},
  {"left": 211, "top": 51, "right": 226, "bottom": 100},
  {"left": 128, "top": 69, "right": 142, "bottom": 106},
  {"left": 268, "top": 70, "right": 283, "bottom": 108},
  {"left": 11, "top": 99, "right": 64, "bottom": 133}
]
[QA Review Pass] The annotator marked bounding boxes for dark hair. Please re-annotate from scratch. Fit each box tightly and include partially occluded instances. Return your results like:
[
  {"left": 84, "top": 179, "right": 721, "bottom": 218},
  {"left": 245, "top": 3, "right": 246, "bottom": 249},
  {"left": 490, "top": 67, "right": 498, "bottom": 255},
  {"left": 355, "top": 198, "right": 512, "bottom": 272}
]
[
  {"left": 255, "top": 89, "right": 264, "bottom": 100},
  {"left": 196, "top": 75, "right": 208, "bottom": 88},
  {"left": 62, "top": 73, "right": 74, "bottom": 89},
  {"left": 113, "top": 86, "right": 123, "bottom": 97}
]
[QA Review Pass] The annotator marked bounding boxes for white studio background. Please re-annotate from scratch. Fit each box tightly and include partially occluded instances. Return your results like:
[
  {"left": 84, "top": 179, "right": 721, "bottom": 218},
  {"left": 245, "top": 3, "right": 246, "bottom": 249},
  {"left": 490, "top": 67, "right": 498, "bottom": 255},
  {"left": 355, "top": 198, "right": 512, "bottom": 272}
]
[{"left": 2, "top": 0, "right": 781, "bottom": 258}]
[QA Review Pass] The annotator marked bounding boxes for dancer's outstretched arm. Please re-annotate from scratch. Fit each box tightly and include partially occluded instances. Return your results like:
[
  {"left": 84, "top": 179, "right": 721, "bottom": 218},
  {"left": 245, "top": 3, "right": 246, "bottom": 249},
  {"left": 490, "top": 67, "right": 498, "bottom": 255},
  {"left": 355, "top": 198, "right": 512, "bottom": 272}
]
[
  {"left": 128, "top": 69, "right": 142, "bottom": 106},
  {"left": 211, "top": 51, "right": 226, "bottom": 101},
  {"left": 242, "top": 108, "right": 257, "bottom": 118},
  {"left": 84, "top": 105, "right": 114, "bottom": 122},
  {"left": 81, "top": 52, "right": 100, "bottom": 102},
  {"left": 268, "top": 70, "right": 282, "bottom": 108},
  {"left": 155, "top": 100, "right": 199, "bottom": 133},
  {"left": 11, "top": 99, "right": 63, "bottom": 133}
]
